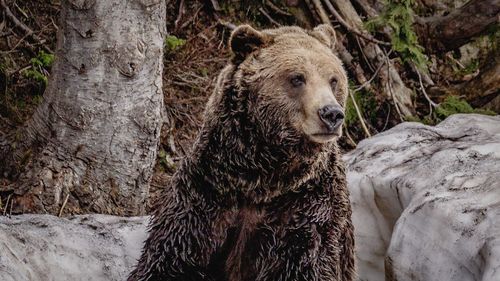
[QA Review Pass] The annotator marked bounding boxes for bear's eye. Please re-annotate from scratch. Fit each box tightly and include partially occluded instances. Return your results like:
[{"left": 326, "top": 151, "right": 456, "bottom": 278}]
[
  {"left": 290, "top": 74, "right": 305, "bottom": 88},
  {"left": 330, "top": 77, "right": 338, "bottom": 90}
]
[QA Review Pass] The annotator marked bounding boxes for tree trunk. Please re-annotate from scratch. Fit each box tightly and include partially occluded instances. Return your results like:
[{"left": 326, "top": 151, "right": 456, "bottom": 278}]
[
  {"left": 6, "top": 0, "right": 166, "bottom": 216},
  {"left": 415, "top": 0, "right": 500, "bottom": 53}
]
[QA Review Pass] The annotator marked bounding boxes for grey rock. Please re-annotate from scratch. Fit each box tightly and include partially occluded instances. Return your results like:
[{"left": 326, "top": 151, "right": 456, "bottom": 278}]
[
  {"left": 0, "top": 215, "right": 148, "bottom": 281},
  {"left": 345, "top": 114, "right": 500, "bottom": 281}
]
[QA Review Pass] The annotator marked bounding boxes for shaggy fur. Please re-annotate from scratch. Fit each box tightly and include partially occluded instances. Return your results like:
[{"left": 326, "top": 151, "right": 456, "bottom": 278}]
[{"left": 128, "top": 24, "right": 355, "bottom": 281}]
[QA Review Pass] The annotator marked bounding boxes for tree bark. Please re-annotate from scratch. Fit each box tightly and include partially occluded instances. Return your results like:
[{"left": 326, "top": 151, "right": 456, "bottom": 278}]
[
  {"left": 415, "top": 0, "right": 500, "bottom": 53},
  {"left": 5, "top": 0, "right": 166, "bottom": 216}
]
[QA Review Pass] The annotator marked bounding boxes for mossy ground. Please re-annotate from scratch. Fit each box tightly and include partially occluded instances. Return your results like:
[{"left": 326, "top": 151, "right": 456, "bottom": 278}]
[{"left": 406, "top": 96, "right": 496, "bottom": 125}]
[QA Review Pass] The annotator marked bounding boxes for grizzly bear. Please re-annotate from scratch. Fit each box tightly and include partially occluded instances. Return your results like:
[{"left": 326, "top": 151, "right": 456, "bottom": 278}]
[{"left": 128, "top": 24, "right": 355, "bottom": 281}]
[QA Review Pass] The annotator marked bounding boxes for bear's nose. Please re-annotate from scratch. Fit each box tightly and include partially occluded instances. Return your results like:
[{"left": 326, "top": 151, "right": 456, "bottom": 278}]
[{"left": 318, "top": 105, "right": 344, "bottom": 131}]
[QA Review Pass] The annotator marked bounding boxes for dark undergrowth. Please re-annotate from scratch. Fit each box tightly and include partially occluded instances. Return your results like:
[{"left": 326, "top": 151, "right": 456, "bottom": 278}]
[{"left": 0, "top": 0, "right": 497, "bottom": 211}]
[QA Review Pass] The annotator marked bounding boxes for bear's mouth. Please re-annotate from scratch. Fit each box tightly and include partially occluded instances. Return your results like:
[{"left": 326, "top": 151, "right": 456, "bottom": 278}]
[
  {"left": 312, "top": 132, "right": 338, "bottom": 137},
  {"left": 312, "top": 125, "right": 342, "bottom": 137},
  {"left": 309, "top": 132, "right": 339, "bottom": 143}
]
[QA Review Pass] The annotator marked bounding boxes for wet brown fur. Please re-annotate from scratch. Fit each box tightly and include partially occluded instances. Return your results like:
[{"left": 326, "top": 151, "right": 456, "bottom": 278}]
[{"left": 128, "top": 24, "right": 355, "bottom": 281}]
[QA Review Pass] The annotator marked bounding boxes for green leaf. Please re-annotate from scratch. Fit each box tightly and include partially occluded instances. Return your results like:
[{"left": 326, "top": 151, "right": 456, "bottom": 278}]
[
  {"left": 22, "top": 69, "right": 48, "bottom": 86},
  {"left": 30, "top": 51, "right": 55, "bottom": 68},
  {"left": 165, "top": 35, "right": 186, "bottom": 53},
  {"left": 365, "top": 0, "right": 429, "bottom": 69}
]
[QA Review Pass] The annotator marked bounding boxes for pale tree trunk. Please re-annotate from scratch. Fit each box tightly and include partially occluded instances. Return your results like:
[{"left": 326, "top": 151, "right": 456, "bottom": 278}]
[{"left": 5, "top": 0, "right": 166, "bottom": 216}]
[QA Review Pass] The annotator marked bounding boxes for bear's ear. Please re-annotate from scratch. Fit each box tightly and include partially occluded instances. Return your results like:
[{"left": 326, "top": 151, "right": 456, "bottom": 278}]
[
  {"left": 310, "top": 24, "right": 337, "bottom": 49},
  {"left": 230, "top": 25, "right": 270, "bottom": 62}
]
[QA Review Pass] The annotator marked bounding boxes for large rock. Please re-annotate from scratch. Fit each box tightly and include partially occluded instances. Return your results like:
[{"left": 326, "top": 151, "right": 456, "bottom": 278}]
[
  {"left": 0, "top": 215, "right": 148, "bottom": 281},
  {"left": 0, "top": 114, "right": 498, "bottom": 281},
  {"left": 345, "top": 114, "right": 500, "bottom": 281}
]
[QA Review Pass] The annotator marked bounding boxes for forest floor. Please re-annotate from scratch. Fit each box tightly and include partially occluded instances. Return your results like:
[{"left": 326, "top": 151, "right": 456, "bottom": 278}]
[
  {"left": 0, "top": 0, "right": 498, "bottom": 210},
  {"left": 0, "top": 0, "right": 241, "bottom": 208}
]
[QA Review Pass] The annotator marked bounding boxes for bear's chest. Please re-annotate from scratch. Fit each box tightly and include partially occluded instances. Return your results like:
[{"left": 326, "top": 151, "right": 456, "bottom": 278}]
[
  {"left": 221, "top": 206, "right": 265, "bottom": 281},
  {"left": 212, "top": 196, "right": 338, "bottom": 281}
]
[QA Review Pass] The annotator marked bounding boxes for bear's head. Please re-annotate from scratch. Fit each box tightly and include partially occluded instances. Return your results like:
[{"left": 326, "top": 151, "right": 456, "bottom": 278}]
[{"left": 227, "top": 24, "right": 348, "bottom": 145}]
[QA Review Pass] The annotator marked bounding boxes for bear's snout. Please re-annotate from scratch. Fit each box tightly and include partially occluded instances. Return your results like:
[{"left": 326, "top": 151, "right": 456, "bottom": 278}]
[{"left": 318, "top": 105, "right": 344, "bottom": 131}]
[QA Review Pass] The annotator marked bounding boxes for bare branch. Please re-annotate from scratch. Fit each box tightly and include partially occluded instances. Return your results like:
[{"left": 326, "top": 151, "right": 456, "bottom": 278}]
[
  {"left": 0, "top": 0, "right": 52, "bottom": 53},
  {"left": 348, "top": 91, "right": 372, "bottom": 138},
  {"left": 265, "top": 0, "right": 291, "bottom": 16},
  {"left": 310, "top": 0, "right": 332, "bottom": 25},
  {"left": 259, "top": 7, "right": 281, "bottom": 27},
  {"left": 323, "top": 0, "right": 391, "bottom": 46},
  {"left": 416, "top": 69, "right": 438, "bottom": 114},
  {"left": 352, "top": 49, "right": 393, "bottom": 93}
]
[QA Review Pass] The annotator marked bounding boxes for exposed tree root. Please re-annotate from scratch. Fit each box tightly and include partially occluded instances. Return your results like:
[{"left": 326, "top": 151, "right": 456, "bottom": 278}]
[{"left": 415, "top": 0, "right": 500, "bottom": 53}]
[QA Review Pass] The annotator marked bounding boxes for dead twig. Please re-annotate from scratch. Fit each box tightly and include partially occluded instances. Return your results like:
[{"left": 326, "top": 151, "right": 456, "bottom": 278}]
[
  {"left": 382, "top": 102, "right": 391, "bottom": 131},
  {"left": 179, "top": 4, "right": 203, "bottom": 30},
  {"left": 416, "top": 68, "right": 438, "bottom": 113},
  {"left": 3, "top": 194, "right": 11, "bottom": 216},
  {"left": 303, "top": 0, "right": 322, "bottom": 24},
  {"left": 344, "top": 127, "right": 357, "bottom": 147},
  {"left": 353, "top": 61, "right": 385, "bottom": 93},
  {"left": 310, "top": 0, "right": 331, "bottom": 25},
  {"left": 259, "top": 7, "right": 281, "bottom": 27},
  {"left": 265, "top": 0, "right": 291, "bottom": 16},
  {"left": 210, "top": 0, "right": 221, "bottom": 11},
  {"left": 58, "top": 193, "right": 70, "bottom": 217},
  {"left": 50, "top": 17, "right": 59, "bottom": 31},
  {"left": 0, "top": 0, "right": 52, "bottom": 53},
  {"left": 323, "top": 0, "right": 391, "bottom": 46},
  {"left": 7, "top": 31, "right": 31, "bottom": 53},
  {"left": 353, "top": 0, "right": 378, "bottom": 18},
  {"left": 0, "top": 31, "right": 13, "bottom": 37},
  {"left": 353, "top": 49, "right": 393, "bottom": 93},
  {"left": 356, "top": 36, "right": 375, "bottom": 72},
  {"left": 335, "top": 40, "right": 373, "bottom": 93},
  {"left": 217, "top": 19, "right": 236, "bottom": 31},
  {"left": 174, "top": 0, "right": 185, "bottom": 31},
  {"left": 14, "top": 2, "right": 28, "bottom": 19},
  {"left": 8, "top": 64, "right": 31, "bottom": 76},
  {"left": 410, "top": 62, "right": 434, "bottom": 86},
  {"left": 446, "top": 53, "right": 465, "bottom": 69},
  {"left": 384, "top": 51, "right": 404, "bottom": 121},
  {"left": 348, "top": 90, "right": 371, "bottom": 138},
  {"left": 9, "top": 196, "right": 13, "bottom": 217}
]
